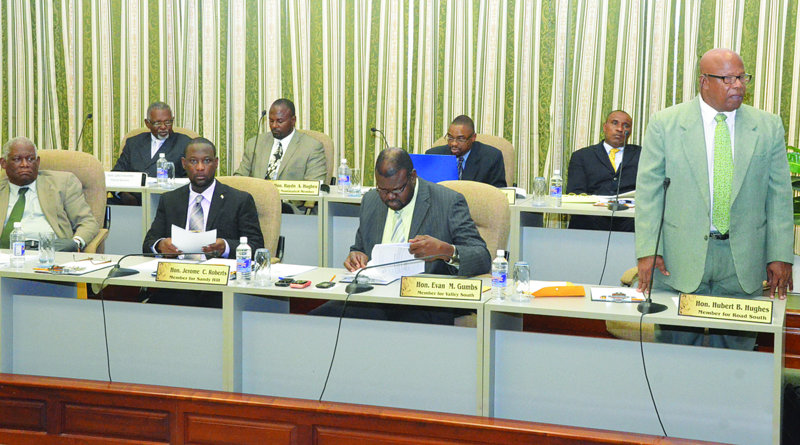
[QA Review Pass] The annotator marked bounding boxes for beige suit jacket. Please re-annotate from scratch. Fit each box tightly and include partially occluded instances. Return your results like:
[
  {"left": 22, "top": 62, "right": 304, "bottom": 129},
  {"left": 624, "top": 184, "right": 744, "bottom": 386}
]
[
  {"left": 234, "top": 130, "right": 327, "bottom": 182},
  {"left": 0, "top": 170, "right": 100, "bottom": 242}
]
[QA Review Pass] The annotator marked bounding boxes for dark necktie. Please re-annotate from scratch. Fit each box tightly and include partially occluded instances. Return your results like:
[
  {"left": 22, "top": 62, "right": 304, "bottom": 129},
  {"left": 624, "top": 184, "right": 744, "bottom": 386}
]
[
  {"left": 1, "top": 187, "right": 29, "bottom": 248},
  {"left": 457, "top": 156, "right": 464, "bottom": 180}
]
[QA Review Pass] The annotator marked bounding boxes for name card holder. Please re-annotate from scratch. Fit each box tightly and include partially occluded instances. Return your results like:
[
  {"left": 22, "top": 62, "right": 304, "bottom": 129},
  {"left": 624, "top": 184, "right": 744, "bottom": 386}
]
[
  {"left": 269, "top": 180, "right": 321, "bottom": 195},
  {"left": 400, "top": 276, "right": 483, "bottom": 300},
  {"left": 105, "top": 171, "right": 146, "bottom": 188},
  {"left": 499, "top": 189, "right": 516, "bottom": 205},
  {"left": 678, "top": 293, "right": 773, "bottom": 324},
  {"left": 156, "top": 262, "right": 230, "bottom": 286}
]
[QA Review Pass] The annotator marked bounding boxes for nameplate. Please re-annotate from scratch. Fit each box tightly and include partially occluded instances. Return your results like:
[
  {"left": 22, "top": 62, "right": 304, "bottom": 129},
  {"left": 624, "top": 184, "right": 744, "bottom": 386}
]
[
  {"left": 155, "top": 262, "right": 230, "bottom": 286},
  {"left": 678, "top": 293, "right": 772, "bottom": 324},
  {"left": 269, "top": 180, "right": 320, "bottom": 195},
  {"left": 105, "top": 171, "right": 146, "bottom": 187},
  {"left": 500, "top": 189, "right": 516, "bottom": 205},
  {"left": 400, "top": 276, "right": 482, "bottom": 300}
]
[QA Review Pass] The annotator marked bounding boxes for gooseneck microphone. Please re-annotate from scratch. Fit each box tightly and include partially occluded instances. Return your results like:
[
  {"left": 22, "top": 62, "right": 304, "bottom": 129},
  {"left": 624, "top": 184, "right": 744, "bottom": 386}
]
[
  {"left": 637, "top": 177, "right": 671, "bottom": 314},
  {"left": 105, "top": 251, "right": 214, "bottom": 278},
  {"left": 370, "top": 127, "right": 390, "bottom": 150},
  {"left": 74, "top": 113, "right": 93, "bottom": 151},
  {"left": 607, "top": 130, "right": 631, "bottom": 211},
  {"left": 251, "top": 109, "right": 267, "bottom": 151}
]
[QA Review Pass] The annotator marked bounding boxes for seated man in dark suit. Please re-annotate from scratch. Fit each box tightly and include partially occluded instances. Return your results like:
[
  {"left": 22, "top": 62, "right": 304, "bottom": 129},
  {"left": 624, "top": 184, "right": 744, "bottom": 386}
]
[
  {"left": 566, "top": 110, "right": 639, "bottom": 232},
  {"left": 310, "top": 147, "right": 491, "bottom": 324},
  {"left": 112, "top": 101, "right": 192, "bottom": 205},
  {"left": 426, "top": 115, "right": 507, "bottom": 187},
  {"left": 143, "top": 137, "right": 264, "bottom": 307}
]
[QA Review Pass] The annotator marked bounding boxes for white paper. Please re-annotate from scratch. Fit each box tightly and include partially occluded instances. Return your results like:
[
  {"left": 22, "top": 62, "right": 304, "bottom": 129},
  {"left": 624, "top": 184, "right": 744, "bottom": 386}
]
[
  {"left": 271, "top": 263, "right": 317, "bottom": 277},
  {"left": 171, "top": 225, "right": 217, "bottom": 253},
  {"left": 132, "top": 259, "right": 197, "bottom": 274},
  {"left": 361, "top": 243, "right": 424, "bottom": 283},
  {"left": 590, "top": 286, "right": 645, "bottom": 302}
]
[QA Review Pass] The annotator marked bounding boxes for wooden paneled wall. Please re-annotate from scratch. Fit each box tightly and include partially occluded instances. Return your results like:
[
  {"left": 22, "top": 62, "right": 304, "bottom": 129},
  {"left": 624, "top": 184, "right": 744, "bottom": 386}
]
[{"left": 0, "top": 373, "right": 722, "bottom": 445}]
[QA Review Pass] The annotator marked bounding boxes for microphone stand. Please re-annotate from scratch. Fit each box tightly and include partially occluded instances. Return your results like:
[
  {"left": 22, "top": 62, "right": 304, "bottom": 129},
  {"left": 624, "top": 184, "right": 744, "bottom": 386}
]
[
  {"left": 637, "top": 178, "right": 671, "bottom": 314},
  {"left": 106, "top": 251, "right": 212, "bottom": 278},
  {"left": 75, "top": 113, "right": 93, "bottom": 151},
  {"left": 251, "top": 109, "right": 267, "bottom": 152},
  {"left": 607, "top": 131, "right": 630, "bottom": 211},
  {"left": 370, "top": 127, "right": 390, "bottom": 150},
  {"left": 345, "top": 254, "right": 441, "bottom": 294}
]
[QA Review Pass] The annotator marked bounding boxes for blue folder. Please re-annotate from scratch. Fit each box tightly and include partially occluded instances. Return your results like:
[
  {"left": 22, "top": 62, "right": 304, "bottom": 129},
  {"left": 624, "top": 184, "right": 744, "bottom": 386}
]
[{"left": 409, "top": 154, "right": 459, "bottom": 183}]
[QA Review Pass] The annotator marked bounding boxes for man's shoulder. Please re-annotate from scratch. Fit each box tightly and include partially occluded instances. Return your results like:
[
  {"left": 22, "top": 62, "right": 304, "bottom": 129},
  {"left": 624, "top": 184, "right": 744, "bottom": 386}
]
[
  {"left": 738, "top": 103, "right": 782, "bottom": 127},
  {"left": 426, "top": 145, "right": 450, "bottom": 155},
  {"left": 472, "top": 140, "right": 502, "bottom": 156},
  {"left": 38, "top": 170, "right": 79, "bottom": 184},
  {"left": 125, "top": 132, "right": 151, "bottom": 146},
  {"left": 419, "top": 178, "right": 462, "bottom": 202},
  {"left": 294, "top": 131, "right": 323, "bottom": 150},
  {"left": 571, "top": 142, "right": 604, "bottom": 157},
  {"left": 172, "top": 132, "right": 193, "bottom": 144}
]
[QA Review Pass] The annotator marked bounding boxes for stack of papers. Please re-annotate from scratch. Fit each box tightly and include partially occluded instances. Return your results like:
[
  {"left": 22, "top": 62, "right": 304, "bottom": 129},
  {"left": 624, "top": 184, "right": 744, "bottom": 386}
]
[
  {"left": 590, "top": 287, "right": 645, "bottom": 302},
  {"left": 343, "top": 243, "right": 423, "bottom": 285}
]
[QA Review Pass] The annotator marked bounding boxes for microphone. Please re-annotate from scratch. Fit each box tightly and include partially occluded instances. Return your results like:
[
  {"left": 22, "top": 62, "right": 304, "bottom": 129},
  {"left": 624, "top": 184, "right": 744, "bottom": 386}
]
[
  {"left": 105, "top": 251, "right": 217, "bottom": 278},
  {"left": 370, "top": 127, "right": 390, "bottom": 150},
  {"left": 346, "top": 254, "right": 441, "bottom": 294},
  {"left": 251, "top": 109, "right": 267, "bottom": 152},
  {"left": 75, "top": 113, "right": 92, "bottom": 151},
  {"left": 637, "top": 177, "right": 671, "bottom": 314},
  {"left": 607, "top": 130, "right": 630, "bottom": 211}
]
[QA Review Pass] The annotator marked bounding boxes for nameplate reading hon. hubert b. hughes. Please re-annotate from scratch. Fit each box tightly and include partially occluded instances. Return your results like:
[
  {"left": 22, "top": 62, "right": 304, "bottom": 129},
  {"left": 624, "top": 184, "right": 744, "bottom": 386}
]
[
  {"left": 678, "top": 293, "right": 773, "bottom": 324},
  {"left": 400, "top": 276, "right": 482, "bottom": 300},
  {"left": 156, "top": 262, "right": 230, "bottom": 286}
]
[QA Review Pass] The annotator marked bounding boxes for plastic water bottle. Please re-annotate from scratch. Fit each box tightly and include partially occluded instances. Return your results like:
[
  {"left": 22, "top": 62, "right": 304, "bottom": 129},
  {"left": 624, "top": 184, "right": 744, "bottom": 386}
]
[
  {"left": 337, "top": 158, "right": 351, "bottom": 195},
  {"left": 491, "top": 250, "right": 509, "bottom": 301},
  {"left": 10, "top": 222, "right": 25, "bottom": 268},
  {"left": 236, "top": 236, "right": 252, "bottom": 282},
  {"left": 156, "top": 153, "right": 168, "bottom": 187},
  {"left": 549, "top": 169, "right": 563, "bottom": 207}
]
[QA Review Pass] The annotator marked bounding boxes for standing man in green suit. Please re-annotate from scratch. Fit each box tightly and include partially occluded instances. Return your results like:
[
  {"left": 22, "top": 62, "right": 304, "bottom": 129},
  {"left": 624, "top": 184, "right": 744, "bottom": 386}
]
[{"left": 636, "top": 48, "right": 794, "bottom": 349}]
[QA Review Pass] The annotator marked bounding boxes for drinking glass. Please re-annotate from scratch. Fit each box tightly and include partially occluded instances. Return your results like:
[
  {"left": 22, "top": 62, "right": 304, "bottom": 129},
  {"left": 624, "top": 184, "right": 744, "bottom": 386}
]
[
  {"left": 38, "top": 231, "right": 55, "bottom": 267},
  {"left": 253, "top": 248, "right": 272, "bottom": 286},
  {"left": 164, "top": 161, "right": 176, "bottom": 187},
  {"left": 348, "top": 168, "right": 362, "bottom": 197},
  {"left": 532, "top": 177, "right": 547, "bottom": 206},
  {"left": 511, "top": 261, "right": 531, "bottom": 302}
]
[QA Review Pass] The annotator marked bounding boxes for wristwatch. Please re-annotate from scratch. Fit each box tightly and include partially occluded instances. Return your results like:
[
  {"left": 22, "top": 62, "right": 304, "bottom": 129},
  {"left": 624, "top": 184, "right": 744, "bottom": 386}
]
[{"left": 447, "top": 244, "right": 460, "bottom": 266}]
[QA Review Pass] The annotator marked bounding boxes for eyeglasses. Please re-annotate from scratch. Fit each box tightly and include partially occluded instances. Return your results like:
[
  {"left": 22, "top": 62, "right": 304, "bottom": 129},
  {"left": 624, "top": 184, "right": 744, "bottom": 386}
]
[
  {"left": 446, "top": 133, "right": 474, "bottom": 143},
  {"left": 703, "top": 73, "right": 752, "bottom": 85},
  {"left": 7, "top": 156, "right": 36, "bottom": 164},
  {"left": 376, "top": 179, "right": 410, "bottom": 196},
  {"left": 72, "top": 255, "right": 112, "bottom": 265},
  {"left": 147, "top": 119, "right": 174, "bottom": 127},
  {"left": 185, "top": 158, "right": 216, "bottom": 166}
]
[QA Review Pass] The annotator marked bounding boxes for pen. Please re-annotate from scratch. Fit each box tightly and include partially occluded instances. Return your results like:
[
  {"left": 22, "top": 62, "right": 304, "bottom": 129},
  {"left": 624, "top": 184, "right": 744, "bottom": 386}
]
[{"left": 329, "top": 274, "right": 336, "bottom": 282}]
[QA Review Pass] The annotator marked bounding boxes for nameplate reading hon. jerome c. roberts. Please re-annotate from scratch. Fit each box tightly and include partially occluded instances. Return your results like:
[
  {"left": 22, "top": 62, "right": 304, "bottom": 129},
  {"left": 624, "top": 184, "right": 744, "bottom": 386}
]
[
  {"left": 156, "top": 262, "right": 230, "bottom": 286},
  {"left": 268, "top": 180, "right": 320, "bottom": 195},
  {"left": 400, "top": 276, "right": 482, "bottom": 300},
  {"left": 678, "top": 293, "right": 773, "bottom": 324}
]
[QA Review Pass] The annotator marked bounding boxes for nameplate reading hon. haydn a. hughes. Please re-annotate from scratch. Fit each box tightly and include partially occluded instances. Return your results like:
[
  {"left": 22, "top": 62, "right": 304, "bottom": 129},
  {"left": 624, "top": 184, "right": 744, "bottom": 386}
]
[
  {"left": 678, "top": 293, "right": 772, "bottom": 324},
  {"left": 400, "top": 276, "right": 482, "bottom": 300},
  {"left": 156, "top": 262, "right": 230, "bottom": 286},
  {"left": 268, "top": 180, "right": 320, "bottom": 195}
]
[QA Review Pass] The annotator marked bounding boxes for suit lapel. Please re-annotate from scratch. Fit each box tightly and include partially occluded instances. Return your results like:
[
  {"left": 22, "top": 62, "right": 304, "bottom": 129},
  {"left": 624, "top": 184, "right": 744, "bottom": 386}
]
[
  {"left": 409, "top": 180, "right": 430, "bottom": 238},
  {"left": 206, "top": 182, "right": 226, "bottom": 230},
  {"left": 138, "top": 134, "right": 158, "bottom": 170},
  {"left": 277, "top": 132, "right": 305, "bottom": 178},
  {"left": 0, "top": 180, "right": 9, "bottom": 229},
  {"left": 731, "top": 106, "right": 757, "bottom": 204},
  {"left": 36, "top": 175, "right": 61, "bottom": 231},
  {"left": 618, "top": 145, "right": 639, "bottom": 172},
  {"left": 254, "top": 134, "right": 274, "bottom": 179},
  {"left": 593, "top": 143, "right": 616, "bottom": 173},
  {"left": 679, "top": 98, "right": 711, "bottom": 210},
  {"left": 462, "top": 143, "right": 481, "bottom": 180}
]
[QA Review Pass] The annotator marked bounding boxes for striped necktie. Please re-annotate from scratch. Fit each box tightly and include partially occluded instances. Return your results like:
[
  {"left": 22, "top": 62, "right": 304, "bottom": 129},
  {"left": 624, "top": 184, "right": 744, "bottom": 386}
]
[
  {"left": 391, "top": 211, "right": 405, "bottom": 243},
  {"left": 188, "top": 195, "right": 204, "bottom": 232},
  {"left": 457, "top": 156, "right": 464, "bottom": 180},
  {"left": 712, "top": 113, "right": 733, "bottom": 234}
]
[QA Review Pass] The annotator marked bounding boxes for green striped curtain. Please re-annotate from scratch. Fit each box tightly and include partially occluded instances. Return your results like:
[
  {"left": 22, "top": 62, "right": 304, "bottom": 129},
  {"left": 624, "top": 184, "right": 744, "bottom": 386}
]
[{"left": 1, "top": 0, "right": 798, "bottom": 191}]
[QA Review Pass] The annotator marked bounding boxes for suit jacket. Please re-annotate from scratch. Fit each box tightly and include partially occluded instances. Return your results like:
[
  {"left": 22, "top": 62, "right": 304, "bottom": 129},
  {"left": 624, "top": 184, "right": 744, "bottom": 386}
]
[
  {"left": 426, "top": 141, "right": 507, "bottom": 187},
  {"left": 566, "top": 141, "right": 641, "bottom": 231},
  {"left": 234, "top": 131, "right": 327, "bottom": 182},
  {"left": 352, "top": 178, "right": 491, "bottom": 276},
  {"left": 636, "top": 96, "right": 794, "bottom": 294},
  {"left": 0, "top": 171, "right": 99, "bottom": 242},
  {"left": 113, "top": 132, "right": 191, "bottom": 177},
  {"left": 142, "top": 181, "right": 264, "bottom": 257}
]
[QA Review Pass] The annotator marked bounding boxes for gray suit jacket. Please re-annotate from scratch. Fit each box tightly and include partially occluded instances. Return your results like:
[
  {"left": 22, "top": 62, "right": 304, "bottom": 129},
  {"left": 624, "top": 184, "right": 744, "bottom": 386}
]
[
  {"left": 234, "top": 131, "right": 327, "bottom": 182},
  {"left": 636, "top": 96, "right": 794, "bottom": 293},
  {"left": 352, "top": 178, "right": 491, "bottom": 276},
  {"left": 0, "top": 171, "right": 99, "bottom": 242}
]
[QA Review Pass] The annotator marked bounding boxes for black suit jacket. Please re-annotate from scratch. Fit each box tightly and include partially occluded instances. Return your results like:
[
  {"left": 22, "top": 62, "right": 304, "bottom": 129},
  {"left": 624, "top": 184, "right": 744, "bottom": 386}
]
[
  {"left": 426, "top": 141, "right": 507, "bottom": 187},
  {"left": 566, "top": 141, "right": 640, "bottom": 231},
  {"left": 142, "top": 181, "right": 264, "bottom": 257},
  {"left": 113, "top": 132, "right": 191, "bottom": 177},
  {"left": 352, "top": 178, "right": 491, "bottom": 276}
]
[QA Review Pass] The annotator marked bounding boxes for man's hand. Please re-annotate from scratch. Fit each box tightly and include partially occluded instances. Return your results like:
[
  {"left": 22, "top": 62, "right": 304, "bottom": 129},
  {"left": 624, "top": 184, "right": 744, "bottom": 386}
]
[
  {"left": 344, "top": 251, "right": 369, "bottom": 272},
  {"left": 767, "top": 261, "right": 793, "bottom": 300},
  {"left": 408, "top": 235, "right": 454, "bottom": 261},
  {"left": 637, "top": 255, "right": 669, "bottom": 293},
  {"left": 156, "top": 238, "right": 181, "bottom": 256},
  {"left": 202, "top": 239, "right": 227, "bottom": 257}
]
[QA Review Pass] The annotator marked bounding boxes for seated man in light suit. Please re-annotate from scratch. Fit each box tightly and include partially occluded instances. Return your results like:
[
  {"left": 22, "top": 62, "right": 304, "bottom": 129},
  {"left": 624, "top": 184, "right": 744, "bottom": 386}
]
[
  {"left": 0, "top": 137, "right": 99, "bottom": 251},
  {"left": 566, "top": 110, "right": 639, "bottom": 232},
  {"left": 310, "top": 147, "right": 491, "bottom": 324},
  {"left": 426, "top": 115, "right": 507, "bottom": 188},
  {"left": 143, "top": 137, "right": 264, "bottom": 307}
]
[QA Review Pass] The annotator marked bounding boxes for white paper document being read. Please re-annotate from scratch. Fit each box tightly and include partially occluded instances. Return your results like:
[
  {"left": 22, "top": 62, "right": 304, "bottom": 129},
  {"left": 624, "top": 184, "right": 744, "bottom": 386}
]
[
  {"left": 171, "top": 224, "right": 217, "bottom": 252},
  {"left": 353, "top": 242, "right": 424, "bottom": 285}
]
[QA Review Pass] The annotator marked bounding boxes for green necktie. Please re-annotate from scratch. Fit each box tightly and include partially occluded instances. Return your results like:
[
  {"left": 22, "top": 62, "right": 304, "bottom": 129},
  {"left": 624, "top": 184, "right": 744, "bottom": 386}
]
[
  {"left": 712, "top": 113, "right": 733, "bottom": 234},
  {"left": 1, "top": 187, "right": 29, "bottom": 248}
]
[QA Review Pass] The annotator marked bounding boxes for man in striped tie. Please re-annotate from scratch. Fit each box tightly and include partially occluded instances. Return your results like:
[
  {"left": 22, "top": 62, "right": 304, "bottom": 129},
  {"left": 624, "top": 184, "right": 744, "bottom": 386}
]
[{"left": 636, "top": 48, "right": 794, "bottom": 349}]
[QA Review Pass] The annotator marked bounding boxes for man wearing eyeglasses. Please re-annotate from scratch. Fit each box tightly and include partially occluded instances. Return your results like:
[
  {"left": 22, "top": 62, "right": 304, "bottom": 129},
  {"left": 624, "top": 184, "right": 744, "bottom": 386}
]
[
  {"left": 636, "top": 48, "right": 793, "bottom": 349},
  {"left": 310, "top": 147, "right": 491, "bottom": 324},
  {"left": 426, "top": 115, "right": 507, "bottom": 187},
  {"left": 113, "top": 101, "right": 190, "bottom": 179},
  {"left": 0, "top": 137, "right": 99, "bottom": 251}
]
